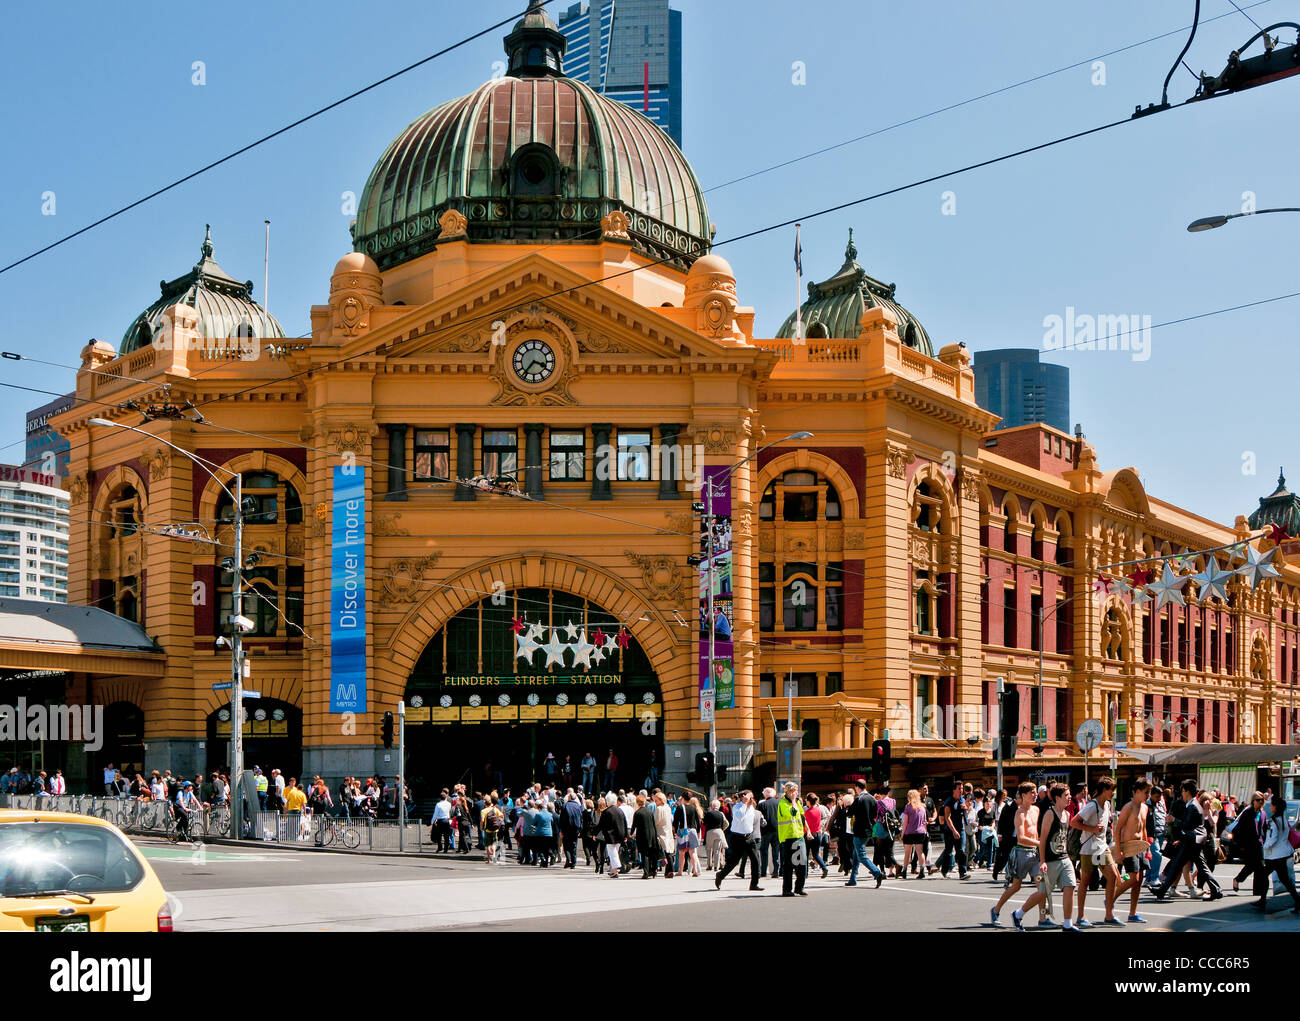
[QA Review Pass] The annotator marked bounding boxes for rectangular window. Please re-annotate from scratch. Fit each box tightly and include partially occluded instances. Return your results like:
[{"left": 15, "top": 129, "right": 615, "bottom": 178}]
[
  {"left": 1003, "top": 588, "right": 1017, "bottom": 648},
  {"left": 616, "top": 430, "right": 650, "bottom": 481},
  {"left": 482, "top": 429, "right": 518, "bottom": 479},
  {"left": 1177, "top": 619, "right": 1187, "bottom": 668},
  {"left": 412, "top": 430, "right": 450, "bottom": 481},
  {"left": 1226, "top": 630, "right": 1234, "bottom": 674},
  {"left": 549, "top": 430, "right": 585, "bottom": 480},
  {"left": 1194, "top": 624, "right": 1203, "bottom": 671},
  {"left": 1210, "top": 628, "right": 1219, "bottom": 673},
  {"left": 783, "top": 582, "right": 817, "bottom": 630},
  {"left": 759, "top": 673, "right": 775, "bottom": 699},
  {"left": 825, "top": 672, "right": 843, "bottom": 696},
  {"left": 1030, "top": 593, "right": 1042, "bottom": 652},
  {"left": 1160, "top": 613, "right": 1170, "bottom": 664}
]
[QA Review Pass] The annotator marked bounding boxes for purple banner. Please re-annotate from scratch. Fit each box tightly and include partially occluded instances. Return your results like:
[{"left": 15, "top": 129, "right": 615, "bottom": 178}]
[{"left": 699, "top": 466, "right": 734, "bottom": 710}]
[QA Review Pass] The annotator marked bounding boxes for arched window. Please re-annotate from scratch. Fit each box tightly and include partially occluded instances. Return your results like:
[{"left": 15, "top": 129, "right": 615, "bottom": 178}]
[
  {"left": 512, "top": 144, "right": 560, "bottom": 197},
  {"left": 913, "top": 481, "right": 946, "bottom": 533}
]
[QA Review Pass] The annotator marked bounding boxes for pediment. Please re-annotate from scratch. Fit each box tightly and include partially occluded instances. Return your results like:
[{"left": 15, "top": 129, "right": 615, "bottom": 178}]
[{"left": 338, "top": 252, "right": 756, "bottom": 366}]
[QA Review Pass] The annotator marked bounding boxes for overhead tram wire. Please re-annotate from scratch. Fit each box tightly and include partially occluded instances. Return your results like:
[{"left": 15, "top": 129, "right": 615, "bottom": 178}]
[{"left": 0, "top": 5, "right": 536, "bottom": 277}]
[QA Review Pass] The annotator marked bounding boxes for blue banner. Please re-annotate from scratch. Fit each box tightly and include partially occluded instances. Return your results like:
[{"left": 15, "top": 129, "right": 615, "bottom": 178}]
[{"left": 330, "top": 466, "right": 366, "bottom": 713}]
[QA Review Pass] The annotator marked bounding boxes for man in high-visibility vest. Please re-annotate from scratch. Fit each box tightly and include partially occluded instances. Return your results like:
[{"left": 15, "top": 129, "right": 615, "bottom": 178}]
[{"left": 777, "top": 782, "right": 808, "bottom": 897}]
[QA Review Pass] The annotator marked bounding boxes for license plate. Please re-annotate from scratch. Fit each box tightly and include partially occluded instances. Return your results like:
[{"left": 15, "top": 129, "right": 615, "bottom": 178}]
[{"left": 36, "top": 916, "right": 90, "bottom": 932}]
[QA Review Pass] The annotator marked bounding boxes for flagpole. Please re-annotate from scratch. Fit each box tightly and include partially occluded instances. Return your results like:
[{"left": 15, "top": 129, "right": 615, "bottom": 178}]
[{"left": 793, "top": 223, "right": 803, "bottom": 343}]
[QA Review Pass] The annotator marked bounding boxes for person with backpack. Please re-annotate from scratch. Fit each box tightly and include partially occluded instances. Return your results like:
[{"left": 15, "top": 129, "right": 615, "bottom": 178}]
[
  {"left": 1253, "top": 794, "right": 1300, "bottom": 913},
  {"left": 873, "top": 783, "right": 901, "bottom": 878},
  {"left": 481, "top": 795, "right": 504, "bottom": 864},
  {"left": 1070, "top": 775, "right": 1127, "bottom": 926},
  {"left": 846, "top": 778, "right": 885, "bottom": 888}
]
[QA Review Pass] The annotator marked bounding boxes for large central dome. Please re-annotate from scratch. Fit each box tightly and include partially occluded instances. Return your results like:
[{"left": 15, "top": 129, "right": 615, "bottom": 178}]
[{"left": 351, "top": 1, "right": 710, "bottom": 272}]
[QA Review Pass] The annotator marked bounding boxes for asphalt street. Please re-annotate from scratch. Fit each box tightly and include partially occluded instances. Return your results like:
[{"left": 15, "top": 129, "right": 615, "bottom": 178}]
[{"left": 138, "top": 837, "right": 1300, "bottom": 933}]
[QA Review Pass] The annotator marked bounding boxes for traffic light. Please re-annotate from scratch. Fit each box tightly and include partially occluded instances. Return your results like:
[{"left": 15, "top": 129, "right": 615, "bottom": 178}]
[
  {"left": 870, "top": 739, "right": 890, "bottom": 782},
  {"left": 716, "top": 763, "right": 728, "bottom": 783},
  {"left": 694, "top": 751, "right": 715, "bottom": 789},
  {"left": 381, "top": 711, "right": 394, "bottom": 749}
]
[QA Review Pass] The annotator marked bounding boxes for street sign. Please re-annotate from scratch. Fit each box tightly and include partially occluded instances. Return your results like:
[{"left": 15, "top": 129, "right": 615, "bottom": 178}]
[
  {"left": 1113, "top": 720, "right": 1127, "bottom": 749},
  {"left": 1032, "top": 724, "right": 1047, "bottom": 742},
  {"left": 242, "top": 690, "right": 261, "bottom": 700},
  {"left": 212, "top": 682, "right": 232, "bottom": 691},
  {"left": 1076, "top": 718, "right": 1103, "bottom": 753},
  {"left": 700, "top": 691, "right": 714, "bottom": 723}
]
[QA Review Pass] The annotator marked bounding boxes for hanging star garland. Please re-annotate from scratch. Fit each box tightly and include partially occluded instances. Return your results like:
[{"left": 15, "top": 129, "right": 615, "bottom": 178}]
[
  {"left": 563, "top": 621, "right": 580, "bottom": 640},
  {"left": 591, "top": 627, "right": 607, "bottom": 648},
  {"left": 540, "top": 628, "right": 570, "bottom": 669},
  {"left": 1092, "top": 574, "right": 1112, "bottom": 602},
  {"left": 1147, "top": 562, "right": 1190, "bottom": 610},
  {"left": 509, "top": 616, "right": 525, "bottom": 635},
  {"left": 570, "top": 629, "right": 596, "bottom": 670},
  {"left": 1127, "top": 566, "right": 1154, "bottom": 589},
  {"left": 616, "top": 627, "right": 630, "bottom": 650},
  {"left": 525, "top": 622, "right": 546, "bottom": 644},
  {"left": 515, "top": 629, "right": 540, "bottom": 666},
  {"left": 1267, "top": 523, "right": 1292, "bottom": 546},
  {"left": 1237, "top": 544, "right": 1281, "bottom": 590},
  {"left": 1190, "top": 556, "right": 1233, "bottom": 604},
  {"left": 602, "top": 632, "right": 619, "bottom": 654}
]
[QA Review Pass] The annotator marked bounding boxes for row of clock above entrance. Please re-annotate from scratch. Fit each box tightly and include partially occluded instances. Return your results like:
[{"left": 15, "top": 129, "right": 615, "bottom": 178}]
[{"left": 380, "top": 423, "right": 692, "bottom": 501}]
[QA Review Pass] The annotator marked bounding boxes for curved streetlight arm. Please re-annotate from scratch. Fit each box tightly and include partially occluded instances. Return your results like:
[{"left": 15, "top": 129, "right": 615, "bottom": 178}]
[
  {"left": 1187, "top": 207, "right": 1300, "bottom": 232},
  {"left": 87, "top": 418, "right": 237, "bottom": 501}
]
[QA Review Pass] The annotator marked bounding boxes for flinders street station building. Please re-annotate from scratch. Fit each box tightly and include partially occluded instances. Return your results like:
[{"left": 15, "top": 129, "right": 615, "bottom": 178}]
[{"left": 22, "top": 4, "right": 1300, "bottom": 794}]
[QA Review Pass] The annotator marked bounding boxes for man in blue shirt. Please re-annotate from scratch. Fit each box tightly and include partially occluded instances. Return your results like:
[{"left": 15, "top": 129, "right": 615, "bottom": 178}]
[
  {"left": 533, "top": 801, "right": 554, "bottom": 867},
  {"left": 103, "top": 763, "right": 116, "bottom": 796}
]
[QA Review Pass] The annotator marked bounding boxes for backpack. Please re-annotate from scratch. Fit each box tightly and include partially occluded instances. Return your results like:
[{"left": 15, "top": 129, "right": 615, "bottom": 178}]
[
  {"left": 882, "top": 805, "right": 902, "bottom": 838},
  {"left": 1067, "top": 800, "right": 1096, "bottom": 862},
  {"left": 485, "top": 810, "right": 501, "bottom": 831}
]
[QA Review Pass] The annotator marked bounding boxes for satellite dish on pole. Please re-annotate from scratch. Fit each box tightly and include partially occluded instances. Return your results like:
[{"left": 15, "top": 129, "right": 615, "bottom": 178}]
[{"left": 1076, "top": 719, "right": 1104, "bottom": 754}]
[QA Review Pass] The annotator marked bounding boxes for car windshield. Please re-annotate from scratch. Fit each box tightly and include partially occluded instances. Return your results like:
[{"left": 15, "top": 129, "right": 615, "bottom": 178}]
[{"left": 0, "top": 822, "right": 145, "bottom": 897}]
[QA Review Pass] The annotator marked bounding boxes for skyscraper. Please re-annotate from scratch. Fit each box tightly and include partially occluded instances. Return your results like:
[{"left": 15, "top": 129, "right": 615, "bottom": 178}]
[
  {"left": 25, "top": 393, "right": 74, "bottom": 477},
  {"left": 557, "top": 1, "right": 683, "bottom": 147},
  {"left": 973, "top": 348, "right": 1070, "bottom": 434},
  {"left": 0, "top": 463, "right": 69, "bottom": 603}
]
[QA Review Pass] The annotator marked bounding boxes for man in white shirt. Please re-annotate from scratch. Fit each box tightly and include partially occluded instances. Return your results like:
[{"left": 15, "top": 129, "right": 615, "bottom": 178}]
[
  {"left": 432, "top": 791, "right": 453, "bottom": 852},
  {"left": 1070, "top": 775, "right": 1118, "bottom": 928},
  {"left": 50, "top": 769, "right": 66, "bottom": 796},
  {"left": 714, "top": 790, "right": 763, "bottom": 892}
]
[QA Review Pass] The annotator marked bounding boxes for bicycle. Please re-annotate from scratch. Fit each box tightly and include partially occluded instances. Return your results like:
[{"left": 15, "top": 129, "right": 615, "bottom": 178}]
[{"left": 317, "top": 815, "right": 360, "bottom": 849}]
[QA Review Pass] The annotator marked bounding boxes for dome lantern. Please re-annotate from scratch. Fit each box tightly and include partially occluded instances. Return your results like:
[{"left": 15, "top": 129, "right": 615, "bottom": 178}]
[{"left": 503, "top": 0, "right": 567, "bottom": 78}]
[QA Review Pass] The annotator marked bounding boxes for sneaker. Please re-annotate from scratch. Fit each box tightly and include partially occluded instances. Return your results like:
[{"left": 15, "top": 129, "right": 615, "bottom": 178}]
[
  {"left": 1062, "top": 922, "right": 1079, "bottom": 932},
  {"left": 1127, "top": 914, "right": 1147, "bottom": 924},
  {"left": 1037, "top": 918, "right": 1059, "bottom": 929},
  {"left": 844, "top": 880, "right": 858, "bottom": 887},
  {"left": 875, "top": 874, "right": 884, "bottom": 889},
  {"left": 1075, "top": 918, "right": 1093, "bottom": 929},
  {"left": 1011, "top": 909, "right": 1025, "bottom": 931},
  {"left": 1102, "top": 917, "right": 1126, "bottom": 927},
  {"left": 989, "top": 908, "right": 1001, "bottom": 927}
]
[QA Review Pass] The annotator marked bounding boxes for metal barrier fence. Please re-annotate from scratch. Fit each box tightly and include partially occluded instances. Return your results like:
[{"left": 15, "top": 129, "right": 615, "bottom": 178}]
[{"left": 2, "top": 794, "right": 424, "bottom": 852}]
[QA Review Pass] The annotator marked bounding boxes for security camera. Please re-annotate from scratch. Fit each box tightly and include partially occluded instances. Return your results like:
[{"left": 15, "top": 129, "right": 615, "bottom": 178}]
[
  {"left": 691, "top": 502, "right": 705, "bottom": 513},
  {"left": 215, "top": 635, "right": 230, "bottom": 649},
  {"left": 230, "top": 614, "right": 256, "bottom": 633}
]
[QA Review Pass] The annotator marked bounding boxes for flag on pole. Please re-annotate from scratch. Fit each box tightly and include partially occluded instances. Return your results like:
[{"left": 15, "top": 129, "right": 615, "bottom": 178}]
[{"left": 793, "top": 223, "right": 803, "bottom": 342}]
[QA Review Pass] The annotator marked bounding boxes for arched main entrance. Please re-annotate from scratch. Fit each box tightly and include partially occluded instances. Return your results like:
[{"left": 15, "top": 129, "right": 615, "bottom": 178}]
[{"left": 403, "top": 586, "right": 664, "bottom": 797}]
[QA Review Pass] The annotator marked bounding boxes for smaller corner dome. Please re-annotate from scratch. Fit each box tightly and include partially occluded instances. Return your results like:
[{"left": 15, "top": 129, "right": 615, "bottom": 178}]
[
  {"left": 1248, "top": 467, "right": 1300, "bottom": 534},
  {"left": 120, "top": 225, "right": 285, "bottom": 354},
  {"left": 333, "top": 251, "right": 380, "bottom": 277},
  {"left": 688, "top": 253, "right": 734, "bottom": 278},
  {"left": 777, "top": 227, "right": 933, "bottom": 355}
]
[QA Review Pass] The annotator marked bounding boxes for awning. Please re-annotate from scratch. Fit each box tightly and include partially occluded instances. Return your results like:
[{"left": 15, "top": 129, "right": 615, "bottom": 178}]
[
  {"left": 1122, "top": 743, "right": 1300, "bottom": 767},
  {"left": 0, "top": 597, "right": 164, "bottom": 678}
]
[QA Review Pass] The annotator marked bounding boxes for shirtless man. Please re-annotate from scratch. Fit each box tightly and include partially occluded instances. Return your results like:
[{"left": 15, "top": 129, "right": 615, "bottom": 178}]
[
  {"left": 989, "top": 782, "right": 1049, "bottom": 927},
  {"left": 1071, "top": 775, "right": 1120, "bottom": 927},
  {"left": 1014, "top": 783, "right": 1078, "bottom": 931},
  {"left": 1110, "top": 779, "right": 1151, "bottom": 924}
]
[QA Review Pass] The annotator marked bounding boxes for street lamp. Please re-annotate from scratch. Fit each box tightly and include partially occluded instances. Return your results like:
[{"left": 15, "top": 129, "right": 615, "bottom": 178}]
[
  {"left": 700, "top": 429, "right": 813, "bottom": 801},
  {"left": 1187, "top": 207, "right": 1300, "bottom": 231},
  {"left": 88, "top": 417, "right": 250, "bottom": 841}
]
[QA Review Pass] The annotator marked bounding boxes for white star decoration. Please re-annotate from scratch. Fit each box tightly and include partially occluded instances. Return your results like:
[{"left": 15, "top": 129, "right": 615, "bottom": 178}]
[
  {"left": 525, "top": 622, "right": 546, "bottom": 643},
  {"left": 1236, "top": 544, "right": 1281, "bottom": 591},
  {"left": 570, "top": 630, "right": 596, "bottom": 669},
  {"left": 1148, "top": 563, "right": 1190, "bottom": 610},
  {"left": 514, "top": 631, "right": 540, "bottom": 666},
  {"left": 1190, "top": 557, "right": 1233, "bottom": 604},
  {"left": 540, "top": 629, "right": 570, "bottom": 669},
  {"left": 591, "top": 646, "right": 606, "bottom": 665},
  {"left": 563, "top": 621, "right": 580, "bottom": 640},
  {"left": 1130, "top": 585, "right": 1151, "bottom": 607},
  {"left": 602, "top": 634, "right": 618, "bottom": 654}
]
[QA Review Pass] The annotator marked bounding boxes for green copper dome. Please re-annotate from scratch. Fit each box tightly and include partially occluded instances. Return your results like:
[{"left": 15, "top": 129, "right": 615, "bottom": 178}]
[
  {"left": 120, "top": 226, "right": 284, "bottom": 354},
  {"left": 1248, "top": 469, "right": 1300, "bottom": 536},
  {"left": 351, "top": 2, "right": 710, "bottom": 271},
  {"left": 778, "top": 229, "right": 933, "bottom": 356}
]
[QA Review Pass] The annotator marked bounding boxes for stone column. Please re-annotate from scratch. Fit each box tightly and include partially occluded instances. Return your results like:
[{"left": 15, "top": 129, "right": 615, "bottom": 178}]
[
  {"left": 455, "top": 424, "right": 476, "bottom": 502},
  {"left": 384, "top": 424, "right": 408, "bottom": 501},
  {"left": 591, "top": 423, "right": 612, "bottom": 501},
  {"left": 524, "top": 423, "right": 544, "bottom": 500},
  {"left": 658, "top": 423, "right": 681, "bottom": 500}
]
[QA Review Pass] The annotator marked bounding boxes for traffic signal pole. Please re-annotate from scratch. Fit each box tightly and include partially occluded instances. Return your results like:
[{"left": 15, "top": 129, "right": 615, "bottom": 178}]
[{"left": 705, "top": 478, "right": 717, "bottom": 803}]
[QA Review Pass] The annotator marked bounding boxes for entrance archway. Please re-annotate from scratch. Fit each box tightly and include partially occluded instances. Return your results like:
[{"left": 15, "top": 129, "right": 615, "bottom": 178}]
[{"left": 402, "top": 586, "right": 664, "bottom": 798}]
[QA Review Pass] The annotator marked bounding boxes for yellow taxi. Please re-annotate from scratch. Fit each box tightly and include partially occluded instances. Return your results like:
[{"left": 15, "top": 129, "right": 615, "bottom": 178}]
[{"left": 0, "top": 808, "right": 171, "bottom": 932}]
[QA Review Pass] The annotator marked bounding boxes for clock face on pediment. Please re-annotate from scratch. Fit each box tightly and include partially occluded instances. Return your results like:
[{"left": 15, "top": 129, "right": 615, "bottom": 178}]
[{"left": 512, "top": 338, "right": 555, "bottom": 384}]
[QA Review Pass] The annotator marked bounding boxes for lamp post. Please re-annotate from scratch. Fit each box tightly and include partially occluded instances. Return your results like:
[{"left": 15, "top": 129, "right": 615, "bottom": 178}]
[
  {"left": 700, "top": 430, "right": 813, "bottom": 801},
  {"left": 89, "top": 417, "right": 248, "bottom": 841},
  {"left": 1186, "top": 207, "right": 1300, "bottom": 231}
]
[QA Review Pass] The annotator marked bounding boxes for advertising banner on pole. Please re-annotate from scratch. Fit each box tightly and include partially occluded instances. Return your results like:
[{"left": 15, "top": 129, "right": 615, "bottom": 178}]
[
  {"left": 699, "top": 465, "right": 734, "bottom": 710},
  {"left": 330, "top": 466, "right": 366, "bottom": 713}
]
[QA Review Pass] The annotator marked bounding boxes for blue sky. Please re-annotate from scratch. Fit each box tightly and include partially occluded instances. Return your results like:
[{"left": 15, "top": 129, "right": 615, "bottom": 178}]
[{"left": 0, "top": 0, "right": 1294, "bottom": 525}]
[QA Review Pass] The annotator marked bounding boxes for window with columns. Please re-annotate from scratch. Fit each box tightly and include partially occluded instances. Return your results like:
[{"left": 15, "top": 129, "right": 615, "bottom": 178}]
[
  {"left": 213, "top": 471, "right": 304, "bottom": 640},
  {"left": 758, "top": 469, "right": 846, "bottom": 635}
]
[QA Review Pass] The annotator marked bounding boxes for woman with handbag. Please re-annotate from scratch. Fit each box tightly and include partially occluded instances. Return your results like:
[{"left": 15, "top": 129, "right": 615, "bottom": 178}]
[{"left": 1253, "top": 794, "right": 1300, "bottom": 913}]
